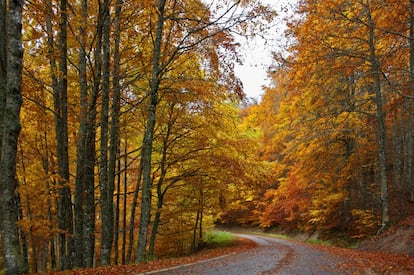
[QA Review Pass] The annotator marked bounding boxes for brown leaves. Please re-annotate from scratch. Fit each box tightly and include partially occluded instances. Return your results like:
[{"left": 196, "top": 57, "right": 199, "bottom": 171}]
[
  {"left": 36, "top": 238, "right": 256, "bottom": 275},
  {"left": 335, "top": 249, "right": 414, "bottom": 274}
]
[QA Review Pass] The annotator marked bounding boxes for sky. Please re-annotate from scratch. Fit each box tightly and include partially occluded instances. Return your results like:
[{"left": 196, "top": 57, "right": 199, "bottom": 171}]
[{"left": 234, "top": 0, "right": 296, "bottom": 101}]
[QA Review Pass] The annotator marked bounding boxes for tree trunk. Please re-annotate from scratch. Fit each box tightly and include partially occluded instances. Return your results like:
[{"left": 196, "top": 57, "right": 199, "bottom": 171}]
[
  {"left": 47, "top": 0, "right": 74, "bottom": 268},
  {"left": 126, "top": 161, "right": 142, "bottom": 263},
  {"left": 366, "top": 4, "right": 389, "bottom": 230},
  {"left": 112, "top": 1, "right": 122, "bottom": 265},
  {"left": 148, "top": 114, "right": 172, "bottom": 258},
  {"left": 0, "top": 0, "right": 6, "bottom": 157},
  {"left": 0, "top": 0, "right": 28, "bottom": 273},
  {"left": 191, "top": 206, "right": 200, "bottom": 253},
  {"left": 99, "top": 0, "right": 113, "bottom": 266},
  {"left": 408, "top": 0, "right": 414, "bottom": 201},
  {"left": 114, "top": 156, "right": 120, "bottom": 265},
  {"left": 122, "top": 142, "right": 128, "bottom": 265},
  {"left": 74, "top": 0, "right": 102, "bottom": 267},
  {"left": 135, "top": 0, "right": 166, "bottom": 262},
  {"left": 19, "top": 149, "right": 37, "bottom": 272},
  {"left": 148, "top": 195, "right": 163, "bottom": 258}
]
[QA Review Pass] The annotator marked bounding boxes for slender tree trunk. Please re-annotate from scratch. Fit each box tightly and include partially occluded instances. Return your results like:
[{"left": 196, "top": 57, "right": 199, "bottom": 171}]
[
  {"left": 198, "top": 188, "right": 204, "bottom": 249},
  {"left": 74, "top": 0, "right": 88, "bottom": 267},
  {"left": 56, "top": 0, "right": 74, "bottom": 269},
  {"left": 112, "top": 1, "right": 122, "bottom": 262},
  {"left": 122, "top": 142, "right": 128, "bottom": 264},
  {"left": 19, "top": 149, "right": 36, "bottom": 272},
  {"left": 366, "top": 4, "right": 389, "bottom": 230},
  {"left": 126, "top": 161, "right": 142, "bottom": 263},
  {"left": 191, "top": 207, "right": 200, "bottom": 253},
  {"left": 0, "top": 0, "right": 28, "bottom": 273},
  {"left": 75, "top": 0, "right": 100, "bottom": 267},
  {"left": 408, "top": 0, "right": 414, "bottom": 201},
  {"left": 148, "top": 195, "right": 163, "bottom": 258},
  {"left": 114, "top": 155, "right": 121, "bottom": 265},
  {"left": 82, "top": 1, "right": 105, "bottom": 265},
  {"left": 45, "top": 0, "right": 74, "bottom": 268},
  {"left": 0, "top": 0, "right": 6, "bottom": 156},
  {"left": 148, "top": 116, "right": 171, "bottom": 258},
  {"left": 99, "top": 0, "right": 113, "bottom": 266},
  {"left": 17, "top": 195, "right": 28, "bottom": 269},
  {"left": 135, "top": 0, "right": 167, "bottom": 262}
]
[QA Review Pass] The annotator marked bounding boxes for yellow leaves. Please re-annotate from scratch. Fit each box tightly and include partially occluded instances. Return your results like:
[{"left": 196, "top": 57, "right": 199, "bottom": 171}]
[{"left": 351, "top": 209, "right": 380, "bottom": 239}]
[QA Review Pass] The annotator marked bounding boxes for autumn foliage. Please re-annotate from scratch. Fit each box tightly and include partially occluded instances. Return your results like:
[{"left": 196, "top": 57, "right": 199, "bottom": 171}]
[
  {"left": 219, "top": 0, "right": 414, "bottom": 242},
  {"left": 1, "top": 0, "right": 276, "bottom": 273},
  {"left": 2, "top": 0, "right": 414, "bottom": 274}
]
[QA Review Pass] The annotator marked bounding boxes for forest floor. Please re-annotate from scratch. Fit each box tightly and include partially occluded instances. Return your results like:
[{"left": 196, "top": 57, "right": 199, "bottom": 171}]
[
  {"left": 37, "top": 217, "right": 414, "bottom": 274},
  {"left": 38, "top": 238, "right": 257, "bottom": 274}
]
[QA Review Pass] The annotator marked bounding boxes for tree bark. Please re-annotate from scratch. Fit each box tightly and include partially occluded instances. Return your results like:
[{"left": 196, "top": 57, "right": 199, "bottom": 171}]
[
  {"left": 408, "top": 0, "right": 414, "bottom": 201},
  {"left": 148, "top": 113, "right": 172, "bottom": 258},
  {"left": 74, "top": 0, "right": 98, "bottom": 267},
  {"left": 99, "top": 0, "right": 113, "bottom": 266},
  {"left": 135, "top": 0, "right": 166, "bottom": 262},
  {"left": 366, "top": 3, "right": 389, "bottom": 230},
  {"left": 122, "top": 142, "right": 128, "bottom": 264},
  {"left": 46, "top": 0, "right": 74, "bottom": 268},
  {"left": 0, "top": 0, "right": 28, "bottom": 273},
  {"left": 126, "top": 160, "right": 142, "bottom": 263},
  {"left": 0, "top": 0, "right": 7, "bottom": 156},
  {"left": 112, "top": 0, "right": 122, "bottom": 265}
]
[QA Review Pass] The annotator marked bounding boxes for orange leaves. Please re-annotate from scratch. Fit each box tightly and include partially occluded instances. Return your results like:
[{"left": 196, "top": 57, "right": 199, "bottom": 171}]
[{"left": 350, "top": 209, "right": 379, "bottom": 239}]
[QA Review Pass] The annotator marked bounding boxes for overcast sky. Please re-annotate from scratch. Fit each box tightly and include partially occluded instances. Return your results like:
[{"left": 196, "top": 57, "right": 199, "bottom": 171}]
[{"left": 234, "top": 0, "right": 296, "bottom": 101}]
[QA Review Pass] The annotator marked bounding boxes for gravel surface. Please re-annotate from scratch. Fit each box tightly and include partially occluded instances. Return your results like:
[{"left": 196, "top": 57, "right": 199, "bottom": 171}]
[{"left": 143, "top": 233, "right": 349, "bottom": 275}]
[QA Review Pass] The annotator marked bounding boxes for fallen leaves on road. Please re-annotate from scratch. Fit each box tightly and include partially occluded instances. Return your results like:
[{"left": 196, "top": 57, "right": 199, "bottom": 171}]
[
  {"left": 37, "top": 237, "right": 257, "bottom": 275},
  {"left": 34, "top": 235, "right": 414, "bottom": 275},
  {"left": 310, "top": 242, "right": 414, "bottom": 274}
]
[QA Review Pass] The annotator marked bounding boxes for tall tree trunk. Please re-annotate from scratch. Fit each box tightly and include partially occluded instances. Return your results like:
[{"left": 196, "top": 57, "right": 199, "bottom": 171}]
[
  {"left": 104, "top": 0, "right": 122, "bottom": 265},
  {"left": 19, "top": 148, "right": 37, "bottom": 272},
  {"left": 408, "top": 0, "right": 414, "bottom": 201},
  {"left": 126, "top": 161, "right": 142, "bottom": 263},
  {"left": 114, "top": 155, "right": 120, "bottom": 265},
  {"left": 148, "top": 195, "right": 163, "bottom": 258},
  {"left": 19, "top": 149, "right": 35, "bottom": 273},
  {"left": 45, "top": 0, "right": 74, "bottom": 268},
  {"left": 148, "top": 115, "right": 171, "bottom": 258},
  {"left": 75, "top": 73, "right": 98, "bottom": 268},
  {"left": 122, "top": 142, "right": 128, "bottom": 265},
  {"left": 56, "top": 0, "right": 74, "bottom": 269},
  {"left": 99, "top": 0, "right": 113, "bottom": 266},
  {"left": 0, "top": 0, "right": 6, "bottom": 156},
  {"left": 0, "top": 0, "right": 28, "bottom": 273},
  {"left": 74, "top": 0, "right": 89, "bottom": 267},
  {"left": 41, "top": 119, "right": 56, "bottom": 271},
  {"left": 112, "top": 2, "right": 122, "bottom": 261},
  {"left": 75, "top": 0, "right": 101, "bottom": 267},
  {"left": 135, "top": 0, "right": 166, "bottom": 262},
  {"left": 192, "top": 206, "right": 200, "bottom": 253},
  {"left": 366, "top": 4, "right": 389, "bottom": 230}
]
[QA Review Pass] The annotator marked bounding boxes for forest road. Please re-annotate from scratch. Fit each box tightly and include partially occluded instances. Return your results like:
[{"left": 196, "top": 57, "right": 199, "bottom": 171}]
[{"left": 142, "top": 233, "right": 351, "bottom": 275}]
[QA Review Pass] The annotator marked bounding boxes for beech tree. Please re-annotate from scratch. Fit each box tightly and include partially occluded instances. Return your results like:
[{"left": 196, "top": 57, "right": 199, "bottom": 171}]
[
  {"left": 44, "top": 0, "right": 74, "bottom": 268},
  {"left": 133, "top": 0, "right": 273, "bottom": 262},
  {"left": 0, "top": 0, "right": 28, "bottom": 274},
  {"left": 8, "top": 0, "right": 276, "bottom": 270},
  {"left": 230, "top": 0, "right": 414, "bottom": 238}
]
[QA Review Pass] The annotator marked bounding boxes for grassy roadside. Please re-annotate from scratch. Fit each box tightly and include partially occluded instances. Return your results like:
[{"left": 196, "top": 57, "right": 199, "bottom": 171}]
[
  {"left": 226, "top": 229, "right": 337, "bottom": 247},
  {"left": 205, "top": 231, "right": 237, "bottom": 247}
]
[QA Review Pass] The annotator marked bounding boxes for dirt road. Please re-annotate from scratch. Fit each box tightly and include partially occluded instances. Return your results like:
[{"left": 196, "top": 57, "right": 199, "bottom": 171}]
[{"left": 144, "top": 233, "right": 350, "bottom": 274}]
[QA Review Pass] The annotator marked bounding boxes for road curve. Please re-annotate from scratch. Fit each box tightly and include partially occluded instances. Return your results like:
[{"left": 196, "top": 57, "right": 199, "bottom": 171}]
[{"left": 143, "top": 233, "right": 349, "bottom": 275}]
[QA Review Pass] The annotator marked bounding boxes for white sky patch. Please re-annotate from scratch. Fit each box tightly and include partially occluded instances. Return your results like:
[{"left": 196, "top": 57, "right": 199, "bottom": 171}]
[{"left": 234, "top": 0, "right": 297, "bottom": 101}]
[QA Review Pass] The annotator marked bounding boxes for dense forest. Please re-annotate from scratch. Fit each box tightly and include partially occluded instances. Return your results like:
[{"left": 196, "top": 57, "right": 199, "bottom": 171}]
[{"left": 0, "top": 0, "right": 413, "bottom": 274}]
